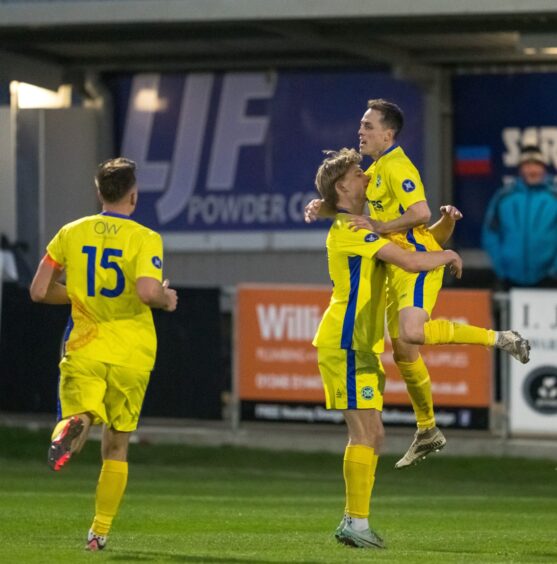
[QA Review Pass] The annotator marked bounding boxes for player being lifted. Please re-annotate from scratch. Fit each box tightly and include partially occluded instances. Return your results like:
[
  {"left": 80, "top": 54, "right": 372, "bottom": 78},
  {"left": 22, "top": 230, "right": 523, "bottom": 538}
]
[
  {"left": 306, "top": 100, "right": 530, "bottom": 468},
  {"left": 312, "top": 148, "right": 529, "bottom": 548},
  {"left": 30, "top": 158, "right": 177, "bottom": 551}
]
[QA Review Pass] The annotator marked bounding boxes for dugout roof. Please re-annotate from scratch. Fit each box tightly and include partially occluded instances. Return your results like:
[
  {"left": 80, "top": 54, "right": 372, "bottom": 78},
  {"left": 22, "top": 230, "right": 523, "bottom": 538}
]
[{"left": 2, "top": 0, "right": 557, "bottom": 89}]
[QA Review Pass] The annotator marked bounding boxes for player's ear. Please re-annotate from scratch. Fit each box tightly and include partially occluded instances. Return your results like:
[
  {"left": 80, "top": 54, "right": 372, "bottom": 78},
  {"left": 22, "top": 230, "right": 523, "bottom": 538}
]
[{"left": 130, "top": 186, "right": 138, "bottom": 207}]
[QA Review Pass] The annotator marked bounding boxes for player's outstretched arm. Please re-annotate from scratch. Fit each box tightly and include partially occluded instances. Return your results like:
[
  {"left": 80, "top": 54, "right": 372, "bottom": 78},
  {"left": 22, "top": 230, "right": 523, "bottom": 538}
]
[
  {"left": 376, "top": 243, "right": 462, "bottom": 279},
  {"left": 29, "top": 255, "right": 70, "bottom": 304},
  {"left": 428, "top": 205, "right": 463, "bottom": 246},
  {"left": 136, "top": 277, "right": 178, "bottom": 311},
  {"left": 362, "top": 200, "right": 431, "bottom": 235},
  {"left": 304, "top": 199, "right": 336, "bottom": 223}
]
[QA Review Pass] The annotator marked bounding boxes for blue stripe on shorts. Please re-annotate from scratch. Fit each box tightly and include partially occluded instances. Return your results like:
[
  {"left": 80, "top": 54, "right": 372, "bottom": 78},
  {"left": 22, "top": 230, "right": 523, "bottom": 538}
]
[{"left": 346, "top": 349, "right": 357, "bottom": 409}]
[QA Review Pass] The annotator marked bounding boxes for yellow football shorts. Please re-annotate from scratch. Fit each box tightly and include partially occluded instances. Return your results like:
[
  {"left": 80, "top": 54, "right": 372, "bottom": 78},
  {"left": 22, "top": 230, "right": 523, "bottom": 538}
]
[
  {"left": 317, "top": 348, "right": 385, "bottom": 411},
  {"left": 386, "top": 264, "right": 444, "bottom": 339},
  {"left": 58, "top": 354, "right": 150, "bottom": 431}
]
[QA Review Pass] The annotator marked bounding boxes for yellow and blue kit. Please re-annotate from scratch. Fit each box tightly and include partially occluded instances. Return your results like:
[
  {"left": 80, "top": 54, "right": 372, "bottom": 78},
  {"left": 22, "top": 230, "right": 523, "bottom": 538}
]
[
  {"left": 47, "top": 211, "right": 163, "bottom": 428},
  {"left": 313, "top": 214, "right": 389, "bottom": 410},
  {"left": 365, "top": 144, "right": 443, "bottom": 334},
  {"left": 47, "top": 211, "right": 163, "bottom": 370}
]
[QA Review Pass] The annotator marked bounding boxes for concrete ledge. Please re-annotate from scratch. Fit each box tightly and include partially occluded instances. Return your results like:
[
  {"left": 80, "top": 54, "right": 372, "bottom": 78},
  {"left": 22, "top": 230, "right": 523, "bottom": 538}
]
[{"left": 1, "top": 412, "right": 556, "bottom": 460}]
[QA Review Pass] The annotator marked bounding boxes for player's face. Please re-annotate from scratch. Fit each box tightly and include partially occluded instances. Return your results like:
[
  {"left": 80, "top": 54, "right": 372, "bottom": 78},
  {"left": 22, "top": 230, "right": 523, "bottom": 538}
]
[
  {"left": 339, "top": 164, "right": 368, "bottom": 201},
  {"left": 520, "top": 161, "right": 546, "bottom": 186},
  {"left": 358, "top": 109, "right": 393, "bottom": 159}
]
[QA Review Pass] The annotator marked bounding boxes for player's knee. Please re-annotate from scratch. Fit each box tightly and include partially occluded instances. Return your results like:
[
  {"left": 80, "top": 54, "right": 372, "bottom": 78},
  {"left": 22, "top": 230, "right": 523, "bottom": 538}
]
[
  {"left": 102, "top": 443, "right": 128, "bottom": 461},
  {"left": 398, "top": 322, "right": 424, "bottom": 345},
  {"left": 372, "top": 423, "right": 385, "bottom": 451}
]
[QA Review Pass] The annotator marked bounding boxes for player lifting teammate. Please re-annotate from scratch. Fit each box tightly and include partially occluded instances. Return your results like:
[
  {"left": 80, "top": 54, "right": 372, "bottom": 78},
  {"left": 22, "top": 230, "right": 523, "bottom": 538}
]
[{"left": 312, "top": 148, "right": 529, "bottom": 548}]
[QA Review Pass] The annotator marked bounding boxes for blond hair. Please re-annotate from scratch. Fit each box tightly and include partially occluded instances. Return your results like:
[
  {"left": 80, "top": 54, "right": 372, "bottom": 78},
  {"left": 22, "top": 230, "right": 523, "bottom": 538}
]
[{"left": 314, "top": 148, "right": 362, "bottom": 209}]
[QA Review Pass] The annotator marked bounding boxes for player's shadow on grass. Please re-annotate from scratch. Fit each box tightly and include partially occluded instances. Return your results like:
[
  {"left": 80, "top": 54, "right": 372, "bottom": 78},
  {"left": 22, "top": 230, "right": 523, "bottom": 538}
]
[{"left": 109, "top": 552, "right": 321, "bottom": 564}]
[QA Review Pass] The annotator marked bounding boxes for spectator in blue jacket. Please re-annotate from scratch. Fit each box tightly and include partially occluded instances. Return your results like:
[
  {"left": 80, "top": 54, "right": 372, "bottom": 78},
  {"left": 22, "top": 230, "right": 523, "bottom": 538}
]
[{"left": 482, "top": 145, "right": 557, "bottom": 287}]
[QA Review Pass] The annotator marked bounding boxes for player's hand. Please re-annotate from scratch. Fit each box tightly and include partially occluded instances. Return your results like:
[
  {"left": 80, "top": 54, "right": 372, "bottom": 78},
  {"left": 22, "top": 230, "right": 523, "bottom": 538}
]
[
  {"left": 162, "top": 279, "right": 178, "bottom": 312},
  {"left": 445, "top": 250, "right": 463, "bottom": 279},
  {"left": 348, "top": 215, "right": 372, "bottom": 231},
  {"left": 304, "top": 199, "right": 323, "bottom": 223},
  {"left": 439, "top": 205, "right": 463, "bottom": 221}
]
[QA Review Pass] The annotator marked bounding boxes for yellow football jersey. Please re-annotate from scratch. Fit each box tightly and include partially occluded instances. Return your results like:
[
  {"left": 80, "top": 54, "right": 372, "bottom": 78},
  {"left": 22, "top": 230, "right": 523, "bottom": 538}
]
[
  {"left": 313, "top": 214, "right": 390, "bottom": 353},
  {"left": 46, "top": 212, "right": 163, "bottom": 370},
  {"left": 365, "top": 145, "right": 442, "bottom": 252}
]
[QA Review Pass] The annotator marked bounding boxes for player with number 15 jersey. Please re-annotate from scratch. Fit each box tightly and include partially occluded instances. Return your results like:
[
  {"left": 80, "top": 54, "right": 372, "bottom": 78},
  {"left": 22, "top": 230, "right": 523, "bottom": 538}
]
[
  {"left": 47, "top": 212, "right": 163, "bottom": 371},
  {"left": 30, "top": 157, "right": 177, "bottom": 552}
]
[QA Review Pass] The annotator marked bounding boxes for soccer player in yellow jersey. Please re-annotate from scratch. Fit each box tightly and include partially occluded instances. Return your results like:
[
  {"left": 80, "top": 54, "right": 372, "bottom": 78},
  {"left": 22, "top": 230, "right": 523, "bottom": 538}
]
[
  {"left": 313, "top": 148, "right": 464, "bottom": 548},
  {"left": 29, "top": 158, "right": 177, "bottom": 552},
  {"left": 313, "top": 148, "right": 529, "bottom": 548},
  {"left": 306, "top": 100, "right": 530, "bottom": 469}
]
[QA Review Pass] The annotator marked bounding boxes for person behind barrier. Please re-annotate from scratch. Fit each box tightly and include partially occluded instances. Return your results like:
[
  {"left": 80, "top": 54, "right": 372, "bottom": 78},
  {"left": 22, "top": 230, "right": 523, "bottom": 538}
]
[{"left": 482, "top": 145, "right": 557, "bottom": 287}]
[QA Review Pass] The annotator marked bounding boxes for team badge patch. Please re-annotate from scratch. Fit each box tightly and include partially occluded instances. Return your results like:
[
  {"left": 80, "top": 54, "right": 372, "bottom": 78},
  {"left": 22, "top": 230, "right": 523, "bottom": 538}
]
[
  {"left": 152, "top": 256, "right": 163, "bottom": 269},
  {"left": 364, "top": 233, "right": 379, "bottom": 243},
  {"left": 402, "top": 179, "right": 416, "bottom": 192},
  {"left": 376, "top": 174, "right": 382, "bottom": 188},
  {"left": 361, "top": 386, "right": 374, "bottom": 400}
]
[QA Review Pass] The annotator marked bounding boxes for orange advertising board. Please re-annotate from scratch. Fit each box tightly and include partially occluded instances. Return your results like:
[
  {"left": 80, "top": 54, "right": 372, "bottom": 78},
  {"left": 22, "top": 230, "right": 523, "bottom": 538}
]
[
  {"left": 236, "top": 285, "right": 493, "bottom": 408},
  {"left": 236, "top": 284, "right": 330, "bottom": 402}
]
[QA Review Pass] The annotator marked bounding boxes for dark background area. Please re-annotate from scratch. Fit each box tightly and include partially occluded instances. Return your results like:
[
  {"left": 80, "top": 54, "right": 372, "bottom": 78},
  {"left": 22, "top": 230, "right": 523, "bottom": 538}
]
[{"left": 0, "top": 284, "right": 226, "bottom": 419}]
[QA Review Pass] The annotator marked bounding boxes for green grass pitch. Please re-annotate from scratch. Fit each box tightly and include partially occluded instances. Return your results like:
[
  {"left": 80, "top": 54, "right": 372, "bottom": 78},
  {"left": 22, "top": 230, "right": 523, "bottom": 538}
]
[{"left": 0, "top": 427, "right": 555, "bottom": 563}]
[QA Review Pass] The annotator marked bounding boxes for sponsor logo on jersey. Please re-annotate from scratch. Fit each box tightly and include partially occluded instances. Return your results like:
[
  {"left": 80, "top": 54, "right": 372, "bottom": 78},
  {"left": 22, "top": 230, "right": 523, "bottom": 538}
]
[
  {"left": 152, "top": 256, "right": 163, "bottom": 269},
  {"left": 364, "top": 233, "right": 379, "bottom": 243},
  {"left": 361, "top": 386, "right": 374, "bottom": 400},
  {"left": 368, "top": 199, "right": 384, "bottom": 211},
  {"left": 402, "top": 179, "right": 416, "bottom": 192}
]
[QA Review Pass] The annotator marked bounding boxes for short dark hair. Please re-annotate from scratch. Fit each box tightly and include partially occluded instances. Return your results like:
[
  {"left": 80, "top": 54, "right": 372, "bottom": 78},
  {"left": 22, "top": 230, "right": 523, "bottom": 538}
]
[
  {"left": 367, "top": 98, "right": 404, "bottom": 137},
  {"left": 315, "top": 148, "right": 362, "bottom": 209},
  {"left": 95, "top": 158, "right": 137, "bottom": 203}
]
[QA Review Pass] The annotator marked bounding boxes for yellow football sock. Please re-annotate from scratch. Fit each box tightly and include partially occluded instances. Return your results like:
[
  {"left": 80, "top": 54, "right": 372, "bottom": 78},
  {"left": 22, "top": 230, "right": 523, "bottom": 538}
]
[
  {"left": 91, "top": 459, "right": 128, "bottom": 536},
  {"left": 423, "top": 319, "right": 496, "bottom": 346},
  {"left": 396, "top": 356, "right": 435, "bottom": 430},
  {"left": 343, "top": 445, "right": 377, "bottom": 518}
]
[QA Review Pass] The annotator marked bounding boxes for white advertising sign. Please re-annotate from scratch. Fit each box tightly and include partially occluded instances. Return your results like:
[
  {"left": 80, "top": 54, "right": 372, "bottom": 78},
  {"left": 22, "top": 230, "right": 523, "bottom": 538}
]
[{"left": 509, "top": 289, "right": 557, "bottom": 436}]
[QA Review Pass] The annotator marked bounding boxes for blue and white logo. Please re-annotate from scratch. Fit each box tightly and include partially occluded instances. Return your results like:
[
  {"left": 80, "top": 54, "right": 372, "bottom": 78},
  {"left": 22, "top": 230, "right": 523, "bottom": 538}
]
[
  {"left": 402, "top": 179, "right": 416, "bottom": 192},
  {"left": 364, "top": 233, "right": 379, "bottom": 243},
  {"left": 361, "top": 386, "right": 374, "bottom": 400},
  {"left": 375, "top": 174, "right": 382, "bottom": 188},
  {"left": 152, "top": 256, "right": 163, "bottom": 269}
]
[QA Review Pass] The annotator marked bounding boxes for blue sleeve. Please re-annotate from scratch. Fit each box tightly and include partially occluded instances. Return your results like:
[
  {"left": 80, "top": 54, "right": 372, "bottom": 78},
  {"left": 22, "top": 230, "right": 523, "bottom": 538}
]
[{"left": 481, "top": 190, "right": 505, "bottom": 278}]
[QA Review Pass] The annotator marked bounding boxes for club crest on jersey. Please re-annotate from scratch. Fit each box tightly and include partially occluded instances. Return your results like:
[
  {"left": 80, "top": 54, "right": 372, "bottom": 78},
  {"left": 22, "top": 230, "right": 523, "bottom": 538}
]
[
  {"left": 375, "top": 174, "right": 382, "bottom": 188},
  {"left": 364, "top": 233, "right": 379, "bottom": 243},
  {"left": 402, "top": 179, "right": 416, "bottom": 192},
  {"left": 152, "top": 256, "right": 163, "bottom": 269},
  {"left": 361, "top": 386, "right": 374, "bottom": 400}
]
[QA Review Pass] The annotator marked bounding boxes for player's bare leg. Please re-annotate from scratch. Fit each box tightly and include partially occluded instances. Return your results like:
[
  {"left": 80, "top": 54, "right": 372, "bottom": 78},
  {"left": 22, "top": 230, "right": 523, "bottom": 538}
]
[{"left": 48, "top": 413, "right": 92, "bottom": 471}]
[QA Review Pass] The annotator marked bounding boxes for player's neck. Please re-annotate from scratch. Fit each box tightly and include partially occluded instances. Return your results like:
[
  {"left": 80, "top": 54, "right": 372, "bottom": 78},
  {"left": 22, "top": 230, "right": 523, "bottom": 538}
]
[
  {"left": 102, "top": 204, "right": 132, "bottom": 217},
  {"left": 373, "top": 142, "right": 397, "bottom": 161},
  {"left": 337, "top": 198, "right": 366, "bottom": 215}
]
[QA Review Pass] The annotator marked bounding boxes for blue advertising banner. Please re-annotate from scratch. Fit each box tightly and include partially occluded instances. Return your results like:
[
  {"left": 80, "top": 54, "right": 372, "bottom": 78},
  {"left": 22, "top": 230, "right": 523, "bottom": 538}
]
[
  {"left": 453, "top": 72, "right": 557, "bottom": 248},
  {"left": 107, "top": 71, "right": 423, "bottom": 248}
]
